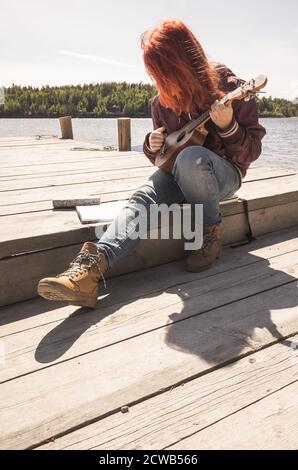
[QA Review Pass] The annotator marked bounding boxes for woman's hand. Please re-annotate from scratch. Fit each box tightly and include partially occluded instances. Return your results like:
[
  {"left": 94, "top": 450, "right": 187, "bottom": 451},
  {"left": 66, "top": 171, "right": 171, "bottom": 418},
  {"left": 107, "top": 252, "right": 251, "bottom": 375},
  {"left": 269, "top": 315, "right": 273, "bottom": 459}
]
[
  {"left": 149, "top": 126, "right": 166, "bottom": 152},
  {"left": 210, "top": 100, "right": 234, "bottom": 130}
]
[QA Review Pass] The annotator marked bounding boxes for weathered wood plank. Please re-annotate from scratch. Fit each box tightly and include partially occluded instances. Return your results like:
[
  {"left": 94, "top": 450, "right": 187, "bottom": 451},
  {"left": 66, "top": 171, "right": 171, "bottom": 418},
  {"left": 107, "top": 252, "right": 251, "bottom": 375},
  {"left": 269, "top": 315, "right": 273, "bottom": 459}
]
[
  {"left": 1, "top": 227, "right": 297, "bottom": 336},
  {"left": 250, "top": 200, "right": 298, "bottom": 236},
  {"left": 0, "top": 167, "right": 155, "bottom": 192},
  {"left": 238, "top": 174, "right": 298, "bottom": 209},
  {"left": 0, "top": 165, "right": 292, "bottom": 182},
  {"left": 0, "top": 280, "right": 297, "bottom": 449},
  {"left": 37, "top": 336, "right": 298, "bottom": 450},
  {"left": 1, "top": 207, "right": 297, "bottom": 305},
  {"left": 0, "top": 148, "right": 144, "bottom": 167},
  {"left": 0, "top": 237, "right": 186, "bottom": 305},
  {"left": 0, "top": 160, "right": 152, "bottom": 180},
  {"left": 1, "top": 250, "right": 297, "bottom": 383},
  {"left": 0, "top": 196, "right": 244, "bottom": 258},
  {"left": 0, "top": 192, "right": 243, "bottom": 217},
  {"left": 1, "top": 173, "right": 297, "bottom": 211},
  {"left": 169, "top": 382, "right": 298, "bottom": 450},
  {"left": 0, "top": 176, "right": 150, "bottom": 207},
  {"left": 1, "top": 194, "right": 297, "bottom": 263}
]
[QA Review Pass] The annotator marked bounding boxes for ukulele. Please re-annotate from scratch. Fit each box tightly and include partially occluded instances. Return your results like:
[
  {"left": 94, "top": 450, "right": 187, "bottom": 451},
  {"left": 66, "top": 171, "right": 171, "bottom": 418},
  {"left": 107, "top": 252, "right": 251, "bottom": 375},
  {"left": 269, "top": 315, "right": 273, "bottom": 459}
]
[{"left": 155, "top": 75, "right": 268, "bottom": 174}]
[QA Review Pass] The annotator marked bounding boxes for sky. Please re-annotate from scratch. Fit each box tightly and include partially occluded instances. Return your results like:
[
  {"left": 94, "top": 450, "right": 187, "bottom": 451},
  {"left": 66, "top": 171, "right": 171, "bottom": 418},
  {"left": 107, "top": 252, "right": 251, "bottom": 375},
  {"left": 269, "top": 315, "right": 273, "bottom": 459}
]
[{"left": 0, "top": 0, "right": 297, "bottom": 99}]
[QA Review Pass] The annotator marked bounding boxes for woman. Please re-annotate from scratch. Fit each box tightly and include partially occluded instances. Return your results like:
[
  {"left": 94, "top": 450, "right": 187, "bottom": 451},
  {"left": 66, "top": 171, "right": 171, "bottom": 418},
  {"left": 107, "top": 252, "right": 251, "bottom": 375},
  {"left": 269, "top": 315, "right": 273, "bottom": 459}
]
[{"left": 38, "top": 18, "right": 266, "bottom": 308}]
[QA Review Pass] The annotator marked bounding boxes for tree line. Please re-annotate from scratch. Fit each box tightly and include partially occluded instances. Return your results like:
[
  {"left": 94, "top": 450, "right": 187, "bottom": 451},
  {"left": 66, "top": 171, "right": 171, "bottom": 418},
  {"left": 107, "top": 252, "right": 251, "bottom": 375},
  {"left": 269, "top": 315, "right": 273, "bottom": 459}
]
[{"left": 0, "top": 83, "right": 297, "bottom": 118}]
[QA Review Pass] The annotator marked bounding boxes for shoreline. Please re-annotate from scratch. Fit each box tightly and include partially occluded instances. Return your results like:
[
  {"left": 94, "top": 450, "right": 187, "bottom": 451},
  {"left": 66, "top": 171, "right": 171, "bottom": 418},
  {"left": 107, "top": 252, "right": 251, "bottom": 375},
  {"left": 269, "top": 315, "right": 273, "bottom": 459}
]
[{"left": 1, "top": 115, "right": 297, "bottom": 119}]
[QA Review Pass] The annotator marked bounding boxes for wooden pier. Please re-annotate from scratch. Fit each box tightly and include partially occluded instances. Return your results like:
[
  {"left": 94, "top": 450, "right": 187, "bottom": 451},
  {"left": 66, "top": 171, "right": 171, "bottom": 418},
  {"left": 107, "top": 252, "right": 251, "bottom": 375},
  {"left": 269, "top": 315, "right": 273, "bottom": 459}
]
[{"left": 0, "top": 136, "right": 297, "bottom": 449}]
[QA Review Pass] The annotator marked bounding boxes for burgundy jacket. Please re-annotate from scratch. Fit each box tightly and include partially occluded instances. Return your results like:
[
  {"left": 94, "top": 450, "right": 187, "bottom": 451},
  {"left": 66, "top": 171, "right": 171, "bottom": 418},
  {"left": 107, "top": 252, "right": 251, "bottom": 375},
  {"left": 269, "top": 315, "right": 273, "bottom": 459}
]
[{"left": 143, "top": 64, "right": 266, "bottom": 180}]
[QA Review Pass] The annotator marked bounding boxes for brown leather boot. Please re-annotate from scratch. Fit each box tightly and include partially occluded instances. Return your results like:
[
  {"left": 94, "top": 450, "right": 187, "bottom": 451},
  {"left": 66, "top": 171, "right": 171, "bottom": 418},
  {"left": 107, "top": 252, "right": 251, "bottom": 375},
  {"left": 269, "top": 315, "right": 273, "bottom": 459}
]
[
  {"left": 186, "top": 224, "right": 222, "bottom": 272},
  {"left": 37, "top": 242, "right": 106, "bottom": 308}
]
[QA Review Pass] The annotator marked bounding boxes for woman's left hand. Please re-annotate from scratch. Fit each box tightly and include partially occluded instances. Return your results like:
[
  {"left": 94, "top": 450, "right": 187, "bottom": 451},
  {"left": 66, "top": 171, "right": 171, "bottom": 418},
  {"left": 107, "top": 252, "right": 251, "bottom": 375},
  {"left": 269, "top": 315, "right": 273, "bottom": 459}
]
[{"left": 210, "top": 100, "right": 234, "bottom": 130}]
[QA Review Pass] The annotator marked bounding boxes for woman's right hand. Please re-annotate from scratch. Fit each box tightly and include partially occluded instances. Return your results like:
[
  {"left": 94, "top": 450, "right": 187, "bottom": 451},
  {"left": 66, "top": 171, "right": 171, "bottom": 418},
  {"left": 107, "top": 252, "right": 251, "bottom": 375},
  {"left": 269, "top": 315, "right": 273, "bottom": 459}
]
[{"left": 149, "top": 126, "right": 166, "bottom": 152}]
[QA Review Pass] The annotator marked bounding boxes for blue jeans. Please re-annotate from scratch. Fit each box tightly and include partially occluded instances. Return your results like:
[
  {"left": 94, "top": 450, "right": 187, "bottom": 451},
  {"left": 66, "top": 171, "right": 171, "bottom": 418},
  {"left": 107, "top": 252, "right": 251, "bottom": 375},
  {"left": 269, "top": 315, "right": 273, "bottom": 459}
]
[{"left": 96, "top": 145, "right": 241, "bottom": 269}]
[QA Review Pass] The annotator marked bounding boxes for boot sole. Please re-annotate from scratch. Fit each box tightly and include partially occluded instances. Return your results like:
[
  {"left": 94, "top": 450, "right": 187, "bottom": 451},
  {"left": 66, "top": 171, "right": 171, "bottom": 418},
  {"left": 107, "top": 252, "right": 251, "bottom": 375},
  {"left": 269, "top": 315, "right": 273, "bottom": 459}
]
[
  {"left": 185, "top": 263, "right": 212, "bottom": 273},
  {"left": 37, "top": 281, "right": 98, "bottom": 309},
  {"left": 185, "top": 255, "right": 221, "bottom": 273}
]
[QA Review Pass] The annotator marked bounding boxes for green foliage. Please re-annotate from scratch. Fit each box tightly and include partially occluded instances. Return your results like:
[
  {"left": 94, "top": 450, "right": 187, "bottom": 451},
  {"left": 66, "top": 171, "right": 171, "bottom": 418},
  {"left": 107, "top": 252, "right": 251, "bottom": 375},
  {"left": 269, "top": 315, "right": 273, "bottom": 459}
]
[
  {"left": 0, "top": 84, "right": 297, "bottom": 118},
  {"left": 258, "top": 96, "right": 298, "bottom": 118},
  {"left": 0, "top": 82, "right": 157, "bottom": 118}
]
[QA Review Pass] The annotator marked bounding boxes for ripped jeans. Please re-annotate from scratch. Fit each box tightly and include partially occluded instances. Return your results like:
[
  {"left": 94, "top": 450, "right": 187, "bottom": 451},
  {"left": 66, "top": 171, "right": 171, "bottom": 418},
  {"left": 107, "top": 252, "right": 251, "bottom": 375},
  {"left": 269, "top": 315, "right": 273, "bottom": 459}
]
[{"left": 96, "top": 145, "right": 241, "bottom": 269}]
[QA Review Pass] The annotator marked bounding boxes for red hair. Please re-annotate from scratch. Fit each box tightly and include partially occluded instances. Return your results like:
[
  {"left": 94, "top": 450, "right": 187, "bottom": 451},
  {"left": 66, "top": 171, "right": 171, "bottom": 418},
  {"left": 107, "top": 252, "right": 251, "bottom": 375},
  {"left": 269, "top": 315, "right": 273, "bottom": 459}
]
[{"left": 140, "top": 18, "right": 224, "bottom": 115}]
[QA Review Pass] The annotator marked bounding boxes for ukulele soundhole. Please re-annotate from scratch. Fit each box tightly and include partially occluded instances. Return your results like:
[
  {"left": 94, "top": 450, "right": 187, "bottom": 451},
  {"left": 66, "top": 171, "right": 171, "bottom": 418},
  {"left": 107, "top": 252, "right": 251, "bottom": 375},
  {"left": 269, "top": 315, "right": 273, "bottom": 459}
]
[{"left": 177, "top": 132, "right": 186, "bottom": 142}]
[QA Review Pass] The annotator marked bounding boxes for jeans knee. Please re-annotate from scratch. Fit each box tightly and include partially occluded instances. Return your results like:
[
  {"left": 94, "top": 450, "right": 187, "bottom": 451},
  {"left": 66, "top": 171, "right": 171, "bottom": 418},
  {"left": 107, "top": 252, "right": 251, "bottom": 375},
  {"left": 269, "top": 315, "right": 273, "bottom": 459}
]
[{"left": 173, "top": 145, "right": 212, "bottom": 179}]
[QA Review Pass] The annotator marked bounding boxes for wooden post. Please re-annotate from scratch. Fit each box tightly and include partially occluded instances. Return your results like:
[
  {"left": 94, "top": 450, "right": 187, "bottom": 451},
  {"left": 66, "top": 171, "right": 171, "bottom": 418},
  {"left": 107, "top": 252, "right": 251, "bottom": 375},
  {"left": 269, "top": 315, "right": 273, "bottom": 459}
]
[
  {"left": 59, "top": 116, "right": 73, "bottom": 139},
  {"left": 117, "top": 117, "right": 131, "bottom": 151}
]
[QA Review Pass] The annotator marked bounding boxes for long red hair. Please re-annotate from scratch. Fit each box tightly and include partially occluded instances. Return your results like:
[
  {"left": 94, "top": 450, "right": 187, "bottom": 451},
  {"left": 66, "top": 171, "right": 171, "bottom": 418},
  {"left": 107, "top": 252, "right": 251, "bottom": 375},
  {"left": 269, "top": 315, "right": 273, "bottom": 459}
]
[{"left": 140, "top": 18, "right": 224, "bottom": 115}]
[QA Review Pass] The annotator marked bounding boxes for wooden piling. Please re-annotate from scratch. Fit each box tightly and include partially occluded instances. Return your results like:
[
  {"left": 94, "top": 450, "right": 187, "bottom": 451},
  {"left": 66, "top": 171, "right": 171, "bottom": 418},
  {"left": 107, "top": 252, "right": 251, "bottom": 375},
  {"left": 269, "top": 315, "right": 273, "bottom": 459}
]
[
  {"left": 59, "top": 116, "right": 73, "bottom": 139},
  {"left": 117, "top": 117, "right": 131, "bottom": 151}
]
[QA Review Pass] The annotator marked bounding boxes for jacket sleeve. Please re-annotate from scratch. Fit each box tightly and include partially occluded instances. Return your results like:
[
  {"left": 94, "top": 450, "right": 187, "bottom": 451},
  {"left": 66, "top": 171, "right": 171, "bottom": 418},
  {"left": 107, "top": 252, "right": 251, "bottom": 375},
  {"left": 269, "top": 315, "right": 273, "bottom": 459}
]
[
  {"left": 216, "top": 97, "right": 266, "bottom": 166},
  {"left": 143, "top": 96, "right": 163, "bottom": 165}
]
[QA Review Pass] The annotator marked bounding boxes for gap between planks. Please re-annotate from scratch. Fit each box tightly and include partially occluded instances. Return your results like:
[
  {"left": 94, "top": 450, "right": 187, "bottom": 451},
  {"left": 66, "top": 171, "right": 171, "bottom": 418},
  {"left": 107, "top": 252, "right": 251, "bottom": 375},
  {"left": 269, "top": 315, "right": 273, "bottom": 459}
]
[{"left": 36, "top": 334, "right": 298, "bottom": 450}]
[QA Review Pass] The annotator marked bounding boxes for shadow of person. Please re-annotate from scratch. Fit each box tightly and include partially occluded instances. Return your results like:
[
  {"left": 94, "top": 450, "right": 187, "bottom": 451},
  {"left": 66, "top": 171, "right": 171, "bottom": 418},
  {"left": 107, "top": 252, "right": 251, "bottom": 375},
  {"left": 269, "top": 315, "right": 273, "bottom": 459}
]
[
  {"left": 165, "top": 247, "right": 298, "bottom": 365},
  {"left": 35, "top": 268, "right": 166, "bottom": 363},
  {"left": 35, "top": 229, "right": 298, "bottom": 365}
]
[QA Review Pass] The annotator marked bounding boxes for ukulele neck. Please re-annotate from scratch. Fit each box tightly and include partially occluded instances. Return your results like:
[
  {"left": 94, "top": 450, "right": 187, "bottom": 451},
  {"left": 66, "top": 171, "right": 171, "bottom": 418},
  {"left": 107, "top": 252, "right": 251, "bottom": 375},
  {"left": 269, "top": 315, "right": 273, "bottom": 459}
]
[{"left": 187, "top": 109, "right": 211, "bottom": 131}]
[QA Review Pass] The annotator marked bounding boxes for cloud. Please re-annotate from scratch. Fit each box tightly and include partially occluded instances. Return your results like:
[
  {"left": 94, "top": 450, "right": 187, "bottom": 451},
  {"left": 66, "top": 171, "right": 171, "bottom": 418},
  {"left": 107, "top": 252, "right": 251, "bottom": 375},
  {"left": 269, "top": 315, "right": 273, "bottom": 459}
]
[{"left": 58, "top": 50, "right": 135, "bottom": 68}]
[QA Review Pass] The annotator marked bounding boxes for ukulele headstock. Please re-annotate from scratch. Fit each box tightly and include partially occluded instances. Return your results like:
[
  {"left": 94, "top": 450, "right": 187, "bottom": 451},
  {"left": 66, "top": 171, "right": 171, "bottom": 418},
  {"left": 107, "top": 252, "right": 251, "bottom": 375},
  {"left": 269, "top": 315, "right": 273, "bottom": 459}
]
[{"left": 227, "top": 75, "right": 268, "bottom": 102}]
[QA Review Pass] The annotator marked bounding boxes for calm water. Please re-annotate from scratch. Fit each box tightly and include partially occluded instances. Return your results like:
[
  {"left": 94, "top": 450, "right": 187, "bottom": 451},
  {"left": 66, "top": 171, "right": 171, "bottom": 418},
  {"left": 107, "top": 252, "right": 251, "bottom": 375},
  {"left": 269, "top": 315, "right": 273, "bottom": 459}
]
[{"left": 0, "top": 117, "right": 297, "bottom": 170}]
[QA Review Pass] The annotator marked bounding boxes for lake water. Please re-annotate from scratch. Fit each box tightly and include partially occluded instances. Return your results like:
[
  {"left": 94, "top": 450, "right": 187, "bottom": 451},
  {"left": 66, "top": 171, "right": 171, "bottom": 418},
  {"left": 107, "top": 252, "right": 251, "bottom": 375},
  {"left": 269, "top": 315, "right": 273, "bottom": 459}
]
[{"left": 0, "top": 117, "right": 297, "bottom": 171}]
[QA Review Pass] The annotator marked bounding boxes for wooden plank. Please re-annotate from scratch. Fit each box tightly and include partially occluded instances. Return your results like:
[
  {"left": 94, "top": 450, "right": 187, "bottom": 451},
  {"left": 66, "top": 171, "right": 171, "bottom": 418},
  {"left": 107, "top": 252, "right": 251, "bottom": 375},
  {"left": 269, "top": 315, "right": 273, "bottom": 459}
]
[
  {"left": 0, "top": 210, "right": 247, "bottom": 305},
  {"left": 238, "top": 174, "right": 298, "bottom": 210},
  {"left": 0, "top": 137, "right": 101, "bottom": 149},
  {"left": 0, "top": 237, "right": 186, "bottom": 305},
  {"left": 0, "top": 195, "right": 244, "bottom": 258},
  {"left": 36, "top": 336, "right": 298, "bottom": 450},
  {"left": 0, "top": 176, "right": 151, "bottom": 207},
  {"left": 0, "top": 193, "right": 243, "bottom": 218},
  {"left": 0, "top": 164, "right": 293, "bottom": 182},
  {"left": 0, "top": 209, "right": 93, "bottom": 252},
  {"left": 0, "top": 148, "right": 144, "bottom": 166},
  {"left": 1, "top": 250, "right": 297, "bottom": 383},
  {"left": 1, "top": 172, "right": 297, "bottom": 211},
  {"left": 169, "top": 382, "right": 298, "bottom": 450},
  {"left": 250, "top": 200, "right": 298, "bottom": 236},
  {"left": 0, "top": 167, "right": 155, "bottom": 192},
  {"left": 1, "top": 227, "right": 296, "bottom": 336},
  {"left": 1, "top": 193, "right": 297, "bottom": 261},
  {"left": 0, "top": 280, "right": 297, "bottom": 449},
  {"left": 241, "top": 166, "right": 295, "bottom": 181},
  {"left": 0, "top": 160, "right": 152, "bottom": 180},
  {"left": 0, "top": 136, "right": 65, "bottom": 145},
  {"left": 1, "top": 207, "right": 297, "bottom": 305}
]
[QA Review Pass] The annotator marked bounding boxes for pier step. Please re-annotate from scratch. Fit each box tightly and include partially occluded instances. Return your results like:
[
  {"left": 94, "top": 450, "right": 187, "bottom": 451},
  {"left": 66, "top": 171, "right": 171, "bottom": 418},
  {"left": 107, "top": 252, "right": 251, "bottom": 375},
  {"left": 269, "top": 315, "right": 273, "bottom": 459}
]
[{"left": 0, "top": 137, "right": 298, "bottom": 306}]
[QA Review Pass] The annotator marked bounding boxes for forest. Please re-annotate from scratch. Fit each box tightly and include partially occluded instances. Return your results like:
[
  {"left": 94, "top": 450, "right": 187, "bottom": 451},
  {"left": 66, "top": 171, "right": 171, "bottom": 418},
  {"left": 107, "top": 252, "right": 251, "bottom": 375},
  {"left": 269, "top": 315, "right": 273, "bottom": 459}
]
[{"left": 0, "top": 83, "right": 297, "bottom": 118}]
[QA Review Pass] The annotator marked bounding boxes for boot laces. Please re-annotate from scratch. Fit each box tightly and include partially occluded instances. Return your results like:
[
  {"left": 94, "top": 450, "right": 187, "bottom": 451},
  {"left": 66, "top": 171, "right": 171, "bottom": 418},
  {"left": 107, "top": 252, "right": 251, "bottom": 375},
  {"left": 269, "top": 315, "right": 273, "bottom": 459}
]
[
  {"left": 201, "top": 231, "right": 217, "bottom": 255},
  {"left": 60, "top": 252, "right": 100, "bottom": 278}
]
